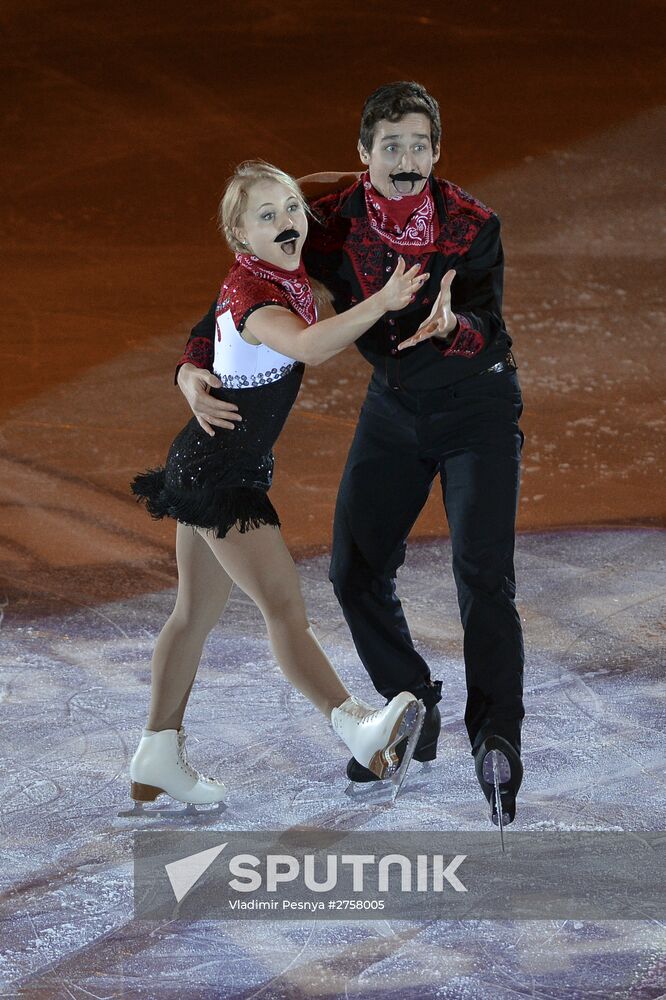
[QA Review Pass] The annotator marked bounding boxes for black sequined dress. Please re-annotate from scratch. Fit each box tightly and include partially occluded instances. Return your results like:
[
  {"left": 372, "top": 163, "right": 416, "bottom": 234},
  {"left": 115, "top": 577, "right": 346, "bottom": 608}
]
[{"left": 131, "top": 363, "right": 304, "bottom": 537}]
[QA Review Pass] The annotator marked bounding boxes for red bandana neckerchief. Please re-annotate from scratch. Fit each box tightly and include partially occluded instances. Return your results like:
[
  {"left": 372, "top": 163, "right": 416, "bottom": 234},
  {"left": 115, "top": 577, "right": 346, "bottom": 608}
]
[
  {"left": 363, "top": 172, "right": 439, "bottom": 253},
  {"left": 235, "top": 253, "right": 316, "bottom": 325}
]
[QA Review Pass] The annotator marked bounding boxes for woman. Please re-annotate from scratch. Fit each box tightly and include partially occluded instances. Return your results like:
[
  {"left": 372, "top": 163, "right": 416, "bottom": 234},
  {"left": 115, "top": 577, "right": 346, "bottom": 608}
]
[{"left": 129, "top": 161, "right": 429, "bottom": 810}]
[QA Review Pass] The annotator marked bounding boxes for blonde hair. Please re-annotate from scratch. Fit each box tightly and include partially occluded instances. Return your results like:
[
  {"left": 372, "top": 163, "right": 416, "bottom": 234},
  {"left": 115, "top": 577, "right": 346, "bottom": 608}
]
[{"left": 218, "top": 160, "right": 308, "bottom": 253}]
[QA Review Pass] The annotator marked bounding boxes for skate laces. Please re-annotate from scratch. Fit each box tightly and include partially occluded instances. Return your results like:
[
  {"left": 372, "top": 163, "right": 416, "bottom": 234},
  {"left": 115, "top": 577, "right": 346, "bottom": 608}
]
[
  {"left": 333, "top": 696, "right": 382, "bottom": 730},
  {"left": 176, "top": 729, "right": 223, "bottom": 786}
]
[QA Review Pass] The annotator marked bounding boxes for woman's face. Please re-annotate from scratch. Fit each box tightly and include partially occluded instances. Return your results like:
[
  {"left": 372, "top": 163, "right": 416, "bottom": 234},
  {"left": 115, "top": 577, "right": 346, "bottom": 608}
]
[{"left": 236, "top": 180, "right": 308, "bottom": 271}]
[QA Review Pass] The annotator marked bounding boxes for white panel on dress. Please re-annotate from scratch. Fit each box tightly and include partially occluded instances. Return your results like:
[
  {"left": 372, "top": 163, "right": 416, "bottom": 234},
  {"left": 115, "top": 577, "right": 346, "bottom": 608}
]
[{"left": 213, "top": 309, "right": 301, "bottom": 389}]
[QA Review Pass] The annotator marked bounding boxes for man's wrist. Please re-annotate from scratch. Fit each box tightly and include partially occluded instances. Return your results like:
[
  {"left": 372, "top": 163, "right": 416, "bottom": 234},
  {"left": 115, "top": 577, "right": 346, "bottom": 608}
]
[{"left": 434, "top": 314, "right": 485, "bottom": 358}]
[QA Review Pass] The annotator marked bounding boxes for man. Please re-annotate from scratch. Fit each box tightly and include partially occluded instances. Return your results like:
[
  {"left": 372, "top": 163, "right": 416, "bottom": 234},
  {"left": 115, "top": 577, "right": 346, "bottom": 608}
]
[{"left": 177, "top": 82, "right": 525, "bottom": 828}]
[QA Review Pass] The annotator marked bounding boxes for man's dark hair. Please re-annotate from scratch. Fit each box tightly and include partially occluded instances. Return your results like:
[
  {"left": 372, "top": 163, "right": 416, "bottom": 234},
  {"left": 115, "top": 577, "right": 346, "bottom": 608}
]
[{"left": 359, "top": 81, "right": 442, "bottom": 152}]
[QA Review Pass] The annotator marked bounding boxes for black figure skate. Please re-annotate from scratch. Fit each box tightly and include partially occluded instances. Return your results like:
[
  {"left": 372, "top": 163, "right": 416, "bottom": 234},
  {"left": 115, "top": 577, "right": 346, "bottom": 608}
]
[{"left": 474, "top": 735, "right": 523, "bottom": 852}]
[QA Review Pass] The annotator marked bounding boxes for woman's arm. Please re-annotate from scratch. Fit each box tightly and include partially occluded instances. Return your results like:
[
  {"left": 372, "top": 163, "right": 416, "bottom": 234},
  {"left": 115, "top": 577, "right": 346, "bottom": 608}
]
[
  {"left": 245, "top": 259, "right": 428, "bottom": 366},
  {"left": 298, "top": 172, "right": 361, "bottom": 200}
]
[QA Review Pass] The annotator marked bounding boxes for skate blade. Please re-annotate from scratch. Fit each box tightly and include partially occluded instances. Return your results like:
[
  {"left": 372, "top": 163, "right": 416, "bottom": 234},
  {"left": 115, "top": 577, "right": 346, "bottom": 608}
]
[
  {"left": 390, "top": 700, "right": 426, "bottom": 801},
  {"left": 482, "top": 749, "right": 511, "bottom": 786},
  {"left": 366, "top": 696, "right": 420, "bottom": 779},
  {"left": 491, "top": 750, "right": 505, "bottom": 853},
  {"left": 117, "top": 801, "right": 225, "bottom": 820},
  {"left": 344, "top": 779, "right": 393, "bottom": 800}
]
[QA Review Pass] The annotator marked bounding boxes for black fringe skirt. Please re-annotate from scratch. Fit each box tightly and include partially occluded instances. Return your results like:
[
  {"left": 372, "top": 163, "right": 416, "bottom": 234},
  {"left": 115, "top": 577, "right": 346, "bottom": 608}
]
[
  {"left": 131, "top": 470, "right": 280, "bottom": 538},
  {"left": 131, "top": 417, "right": 281, "bottom": 539}
]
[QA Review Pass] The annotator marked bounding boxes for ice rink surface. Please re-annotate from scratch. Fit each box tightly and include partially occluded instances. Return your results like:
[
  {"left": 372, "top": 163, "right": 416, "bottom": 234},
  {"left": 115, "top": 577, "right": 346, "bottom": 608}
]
[{"left": 1, "top": 529, "right": 665, "bottom": 999}]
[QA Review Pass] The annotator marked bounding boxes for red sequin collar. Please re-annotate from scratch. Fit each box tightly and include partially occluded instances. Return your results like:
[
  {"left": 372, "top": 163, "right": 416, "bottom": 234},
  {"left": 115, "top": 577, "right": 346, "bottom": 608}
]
[{"left": 235, "top": 253, "right": 316, "bottom": 325}]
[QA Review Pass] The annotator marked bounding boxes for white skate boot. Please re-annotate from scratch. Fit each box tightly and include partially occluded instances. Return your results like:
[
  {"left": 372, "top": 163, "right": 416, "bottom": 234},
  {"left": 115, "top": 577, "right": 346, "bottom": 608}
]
[
  {"left": 122, "top": 728, "right": 226, "bottom": 817},
  {"left": 331, "top": 692, "right": 425, "bottom": 797}
]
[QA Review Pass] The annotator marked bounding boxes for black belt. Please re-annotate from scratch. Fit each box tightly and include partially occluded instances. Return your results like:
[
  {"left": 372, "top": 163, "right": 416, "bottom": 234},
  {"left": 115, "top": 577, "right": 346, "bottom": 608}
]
[
  {"left": 476, "top": 350, "right": 517, "bottom": 377},
  {"left": 383, "top": 350, "right": 517, "bottom": 395}
]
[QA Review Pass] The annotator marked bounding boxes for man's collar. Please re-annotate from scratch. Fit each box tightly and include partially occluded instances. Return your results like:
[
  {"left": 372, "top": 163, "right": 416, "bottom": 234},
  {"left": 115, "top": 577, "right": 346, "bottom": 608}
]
[
  {"left": 339, "top": 174, "right": 449, "bottom": 221},
  {"left": 338, "top": 180, "right": 366, "bottom": 219},
  {"left": 430, "top": 174, "right": 448, "bottom": 221}
]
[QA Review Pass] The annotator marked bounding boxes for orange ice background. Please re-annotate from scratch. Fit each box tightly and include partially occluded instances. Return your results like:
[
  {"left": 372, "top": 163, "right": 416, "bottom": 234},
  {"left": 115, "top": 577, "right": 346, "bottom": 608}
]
[{"left": 1, "top": 1, "right": 664, "bottom": 606}]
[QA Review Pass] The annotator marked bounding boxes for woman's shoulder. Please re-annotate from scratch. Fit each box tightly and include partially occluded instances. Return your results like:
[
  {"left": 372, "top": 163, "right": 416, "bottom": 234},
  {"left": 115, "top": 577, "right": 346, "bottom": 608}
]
[
  {"left": 217, "top": 262, "right": 292, "bottom": 332},
  {"left": 220, "top": 260, "right": 291, "bottom": 300}
]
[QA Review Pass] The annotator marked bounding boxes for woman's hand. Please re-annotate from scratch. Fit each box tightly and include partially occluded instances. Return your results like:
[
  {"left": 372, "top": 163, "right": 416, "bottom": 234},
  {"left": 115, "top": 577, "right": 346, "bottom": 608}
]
[
  {"left": 398, "top": 269, "right": 457, "bottom": 350},
  {"left": 177, "top": 363, "right": 243, "bottom": 437},
  {"left": 378, "top": 257, "right": 429, "bottom": 313}
]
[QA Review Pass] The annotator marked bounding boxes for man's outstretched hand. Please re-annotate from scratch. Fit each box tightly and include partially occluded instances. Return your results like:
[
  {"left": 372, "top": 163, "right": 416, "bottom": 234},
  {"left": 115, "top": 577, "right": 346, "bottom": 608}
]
[
  {"left": 398, "top": 269, "right": 457, "bottom": 350},
  {"left": 177, "top": 363, "right": 242, "bottom": 436}
]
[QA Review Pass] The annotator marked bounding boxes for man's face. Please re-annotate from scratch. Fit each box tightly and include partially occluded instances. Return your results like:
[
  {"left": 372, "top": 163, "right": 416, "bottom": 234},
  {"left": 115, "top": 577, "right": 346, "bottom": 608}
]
[
  {"left": 359, "top": 112, "right": 440, "bottom": 199},
  {"left": 236, "top": 179, "right": 308, "bottom": 271}
]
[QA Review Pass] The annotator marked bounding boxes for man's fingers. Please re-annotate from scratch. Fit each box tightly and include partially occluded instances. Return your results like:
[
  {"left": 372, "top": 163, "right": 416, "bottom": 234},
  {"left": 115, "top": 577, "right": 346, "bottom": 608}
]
[
  {"left": 190, "top": 370, "right": 238, "bottom": 407},
  {"left": 194, "top": 367, "right": 223, "bottom": 390},
  {"left": 196, "top": 414, "right": 240, "bottom": 435},
  {"left": 196, "top": 416, "right": 216, "bottom": 437},
  {"left": 441, "top": 269, "right": 456, "bottom": 294},
  {"left": 398, "top": 321, "right": 439, "bottom": 349},
  {"left": 197, "top": 380, "right": 238, "bottom": 410},
  {"left": 209, "top": 418, "right": 240, "bottom": 430},
  {"left": 425, "top": 291, "right": 442, "bottom": 322},
  {"left": 418, "top": 318, "right": 441, "bottom": 336},
  {"left": 192, "top": 396, "right": 242, "bottom": 420},
  {"left": 398, "top": 271, "right": 455, "bottom": 351},
  {"left": 179, "top": 366, "right": 224, "bottom": 394},
  {"left": 197, "top": 406, "right": 242, "bottom": 423},
  {"left": 214, "top": 403, "right": 242, "bottom": 417}
]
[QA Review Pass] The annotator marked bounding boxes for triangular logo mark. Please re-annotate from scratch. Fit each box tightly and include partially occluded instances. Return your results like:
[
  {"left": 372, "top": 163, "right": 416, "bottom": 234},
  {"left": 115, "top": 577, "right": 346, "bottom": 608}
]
[{"left": 165, "top": 842, "right": 227, "bottom": 902}]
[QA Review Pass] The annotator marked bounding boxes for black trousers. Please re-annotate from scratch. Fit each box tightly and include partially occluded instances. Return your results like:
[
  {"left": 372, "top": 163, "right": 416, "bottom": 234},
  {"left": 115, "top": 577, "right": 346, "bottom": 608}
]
[{"left": 329, "top": 368, "right": 525, "bottom": 755}]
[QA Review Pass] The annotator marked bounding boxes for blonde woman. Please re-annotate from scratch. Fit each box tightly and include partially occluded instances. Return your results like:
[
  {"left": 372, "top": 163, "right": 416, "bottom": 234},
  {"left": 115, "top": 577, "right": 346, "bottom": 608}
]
[{"left": 128, "top": 161, "right": 428, "bottom": 811}]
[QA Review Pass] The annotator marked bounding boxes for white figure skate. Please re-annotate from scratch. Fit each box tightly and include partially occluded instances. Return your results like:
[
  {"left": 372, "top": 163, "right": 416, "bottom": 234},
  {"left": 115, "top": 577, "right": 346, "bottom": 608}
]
[
  {"left": 331, "top": 692, "right": 425, "bottom": 799},
  {"left": 120, "top": 728, "right": 226, "bottom": 817}
]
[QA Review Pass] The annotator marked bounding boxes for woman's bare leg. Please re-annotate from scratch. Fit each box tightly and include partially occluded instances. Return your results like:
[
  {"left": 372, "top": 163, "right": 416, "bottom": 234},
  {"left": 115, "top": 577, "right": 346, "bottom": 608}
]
[
  {"left": 197, "top": 523, "right": 349, "bottom": 717},
  {"left": 147, "top": 522, "right": 233, "bottom": 731}
]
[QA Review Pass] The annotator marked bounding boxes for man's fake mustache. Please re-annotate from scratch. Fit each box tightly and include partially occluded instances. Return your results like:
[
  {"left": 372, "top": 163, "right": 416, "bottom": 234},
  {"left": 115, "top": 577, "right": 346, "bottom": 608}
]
[
  {"left": 390, "top": 172, "right": 424, "bottom": 184},
  {"left": 274, "top": 229, "right": 300, "bottom": 243}
]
